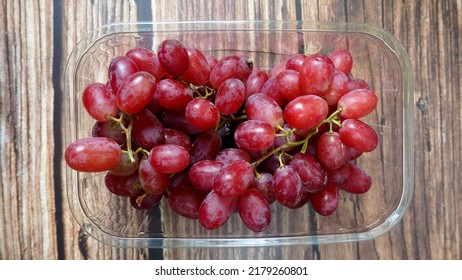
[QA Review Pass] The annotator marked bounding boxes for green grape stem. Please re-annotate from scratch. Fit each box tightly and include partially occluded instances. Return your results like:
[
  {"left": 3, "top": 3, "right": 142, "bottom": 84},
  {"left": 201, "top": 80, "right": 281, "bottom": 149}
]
[{"left": 251, "top": 107, "right": 343, "bottom": 169}]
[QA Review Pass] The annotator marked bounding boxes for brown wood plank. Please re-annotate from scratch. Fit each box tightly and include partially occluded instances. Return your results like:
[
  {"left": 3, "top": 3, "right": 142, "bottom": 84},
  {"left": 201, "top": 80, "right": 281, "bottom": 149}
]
[{"left": 0, "top": 0, "right": 57, "bottom": 260}]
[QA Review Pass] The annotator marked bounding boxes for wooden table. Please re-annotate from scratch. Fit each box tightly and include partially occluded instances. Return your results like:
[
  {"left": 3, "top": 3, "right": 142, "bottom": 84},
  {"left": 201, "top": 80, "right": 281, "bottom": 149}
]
[{"left": 1, "top": 0, "right": 461, "bottom": 260}]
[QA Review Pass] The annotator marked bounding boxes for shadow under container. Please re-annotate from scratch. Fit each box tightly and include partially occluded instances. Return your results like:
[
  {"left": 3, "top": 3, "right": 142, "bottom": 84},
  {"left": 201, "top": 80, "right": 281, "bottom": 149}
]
[{"left": 62, "top": 21, "right": 414, "bottom": 248}]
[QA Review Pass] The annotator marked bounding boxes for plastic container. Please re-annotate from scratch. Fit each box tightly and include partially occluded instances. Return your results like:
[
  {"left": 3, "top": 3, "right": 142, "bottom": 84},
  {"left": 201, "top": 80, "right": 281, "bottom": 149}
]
[{"left": 62, "top": 21, "right": 414, "bottom": 248}]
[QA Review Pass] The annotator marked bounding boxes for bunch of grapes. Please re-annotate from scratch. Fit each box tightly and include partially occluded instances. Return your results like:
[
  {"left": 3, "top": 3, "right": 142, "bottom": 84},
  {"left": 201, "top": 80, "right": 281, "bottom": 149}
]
[{"left": 65, "top": 39, "right": 378, "bottom": 232}]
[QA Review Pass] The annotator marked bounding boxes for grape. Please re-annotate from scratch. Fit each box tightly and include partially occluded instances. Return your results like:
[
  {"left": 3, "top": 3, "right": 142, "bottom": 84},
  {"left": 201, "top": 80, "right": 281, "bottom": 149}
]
[
  {"left": 338, "top": 163, "right": 372, "bottom": 194},
  {"left": 209, "top": 55, "right": 252, "bottom": 89},
  {"left": 348, "top": 78, "right": 370, "bottom": 91},
  {"left": 161, "top": 110, "right": 203, "bottom": 135},
  {"left": 251, "top": 172, "right": 276, "bottom": 204},
  {"left": 275, "top": 69, "right": 302, "bottom": 101},
  {"left": 157, "top": 39, "right": 189, "bottom": 77},
  {"left": 339, "top": 119, "right": 378, "bottom": 152},
  {"left": 323, "top": 70, "right": 349, "bottom": 106},
  {"left": 345, "top": 145, "right": 363, "bottom": 161},
  {"left": 326, "top": 163, "right": 350, "bottom": 185},
  {"left": 215, "top": 148, "right": 252, "bottom": 164},
  {"left": 82, "top": 83, "right": 117, "bottom": 122},
  {"left": 273, "top": 165, "right": 304, "bottom": 208},
  {"left": 162, "top": 128, "right": 193, "bottom": 152},
  {"left": 198, "top": 190, "right": 237, "bottom": 230},
  {"left": 213, "top": 160, "right": 254, "bottom": 197},
  {"left": 104, "top": 172, "right": 144, "bottom": 197},
  {"left": 109, "top": 152, "right": 140, "bottom": 176},
  {"left": 92, "top": 120, "right": 126, "bottom": 146},
  {"left": 131, "top": 109, "right": 164, "bottom": 150},
  {"left": 168, "top": 169, "right": 190, "bottom": 191},
  {"left": 317, "top": 132, "right": 347, "bottom": 170},
  {"left": 269, "top": 60, "right": 285, "bottom": 77},
  {"left": 260, "top": 76, "right": 286, "bottom": 106},
  {"left": 237, "top": 189, "right": 271, "bottom": 232},
  {"left": 284, "top": 95, "right": 329, "bottom": 131},
  {"left": 206, "top": 55, "right": 218, "bottom": 70},
  {"left": 108, "top": 56, "right": 139, "bottom": 94},
  {"left": 328, "top": 49, "right": 353, "bottom": 76},
  {"left": 234, "top": 120, "right": 275, "bottom": 151},
  {"left": 310, "top": 183, "right": 339, "bottom": 216},
  {"left": 126, "top": 47, "right": 165, "bottom": 81},
  {"left": 189, "top": 130, "right": 222, "bottom": 164},
  {"left": 338, "top": 89, "right": 378, "bottom": 119},
  {"left": 154, "top": 79, "right": 193, "bottom": 111},
  {"left": 245, "top": 93, "right": 284, "bottom": 127},
  {"left": 189, "top": 160, "right": 224, "bottom": 192},
  {"left": 289, "top": 153, "right": 327, "bottom": 193},
  {"left": 65, "top": 137, "right": 122, "bottom": 172},
  {"left": 285, "top": 53, "right": 307, "bottom": 72},
  {"left": 286, "top": 188, "right": 311, "bottom": 209},
  {"left": 185, "top": 98, "right": 220, "bottom": 130},
  {"left": 298, "top": 53, "right": 335, "bottom": 96},
  {"left": 130, "top": 193, "right": 163, "bottom": 210},
  {"left": 215, "top": 78, "right": 245, "bottom": 115},
  {"left": 168, "top": 186, "right": 205, "bottom": 219},
  {"left": 116, "top": 71, "right": 157, "bottom": 114},
  {"left": 181, "top": 47, "right": 211, "bottom": 86},
  {"left": 138, "top": 158, "right": 170, "bottom": 195},
  {"left": 245, "top": 67, "right": 269, "bottom": 99},
  {"left": 148, "top": 144, "right": 190, "bottom": 174}
]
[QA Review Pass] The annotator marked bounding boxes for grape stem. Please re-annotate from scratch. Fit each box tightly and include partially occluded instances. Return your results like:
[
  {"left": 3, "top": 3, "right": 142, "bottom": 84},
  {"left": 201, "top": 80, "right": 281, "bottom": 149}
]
[
  {"left": 251, "top": 107, "right": 343, "bottom": 169},
  {"left": 107, "top": 113, "right": 137, "bottom": 163}
]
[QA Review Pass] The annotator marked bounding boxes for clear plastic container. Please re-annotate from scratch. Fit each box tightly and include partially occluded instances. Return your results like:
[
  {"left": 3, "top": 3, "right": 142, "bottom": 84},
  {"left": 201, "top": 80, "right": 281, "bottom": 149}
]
[{"left": 62, "top": 21, "right": 414, "bottom": 248}]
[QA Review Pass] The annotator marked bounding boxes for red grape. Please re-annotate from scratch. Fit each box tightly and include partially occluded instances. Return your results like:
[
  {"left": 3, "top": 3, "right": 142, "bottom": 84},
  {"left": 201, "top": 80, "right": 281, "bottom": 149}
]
[
  {"left": 162, "top": 128, "right": 193, "bottom": 152},
  {"left": 329, "top": 49, "right": 353, "bottom": 76},
  {"left": 168, "top": 185, "right": 205, "bottom": 219},
  {"left": 251, "top": 172, "right": 276, "bottom": 204},
  {"left": 323, "top": 70, "right": 349, "bottom": 106},
  {"left": 317, "top": 132, "right": 347, "bottom": 170},
  {"left": 189, "top": 160, "right": 224, "bottom": 192},
  {"left": 104, "top": 172, "right": 144, "bottom": 197},
  {"left": 285, "top": 54, "right": 307, "bottom": 72},
  {"left": 148, "top": 144, "right": 190, "bottom": 174},
  {"left": 154, "top": 79, "right": 193, "bottom": 111},
  {"left": 82, "top": 83, "right": 117, "bottom": 122},
  {"left": 284, "top": 95, "right": 329, "bottom": 131},
  {"left": 157, "top": 39, "right": 189, "bottom": 77},
  {"left": 234, "top": 120, "right": 275, "bottom": 151},
  {"left": 209, "top": 55, "right": 252, "bottom": 89},
  {"left": 273, "top": 165, "right": 304, "bottom": 208},
  {"left": 289, "top": 153, "right": 327, "bottom": 193},
  {"left": 338, "top": 163, "right": 372, "bottom": 194},
  {"left": 198, "top": 190, "right": 237, "bottom": 230},
  {"left": 126, "top": 47, "right": 165, "bottom": 81},
  {"left": 215, "top": 148, "right": 252, "bottom": 164},
  {"left": 311, "top": 183, "right": 339, "bottom": 216},
  {"left": 185, "top": 98, "right": 220, "bottom": 130},
  {"left": 245, "top": 93, "right": 284, "bottom": 127},
  {"left": 65, "top": 137, "right": 122, "bottom": 172},
  {"left": 339, "top": 119, "right": 378, "bottom": 152},
  {"left": 181, "top": 47, "right": 211, "bottom": 86},
  {"left": 245, "top": 67, "right": 269, "bottom": 99},
  {"left": 92, "top": 120, "right": 126, "bottom": 146},
  {"left": 116, "top": 71, "right": 157, "bottom": 114},
  {"left": 298, "top": 53, "right": 335, "bottom": 96},
  {"left": 215, "top": 78, "right": 245, "bottom": 115},
  {"left": 237, "top": 189, "right": 271, "bottom": 232},
  {"left": 275, "top": 69, "right": 302, "bottom": 101},
  {"left": 108, "top": 56, "right": 138, "bottom": 94},
  {"left": 213, "top": 160, "right": 254, "bottom": 197},
  {"left": 131, "top": 109, "right": 164, "bottom": 150},
  {"left": 138, "top": 158, "right": 170, "bottom": 195},
  {"left": 109, "top": 152, "right": 140, "bottom": 176},
  {"left": 189, "top": 130, "right": 222, "bottom": 164},
  {"left": 338, "top": 89, "right": 378, "bottom": 119}
]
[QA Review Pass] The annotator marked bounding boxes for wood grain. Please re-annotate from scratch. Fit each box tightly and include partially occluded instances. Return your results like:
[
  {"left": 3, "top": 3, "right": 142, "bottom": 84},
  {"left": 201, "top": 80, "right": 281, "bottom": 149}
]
[{"left": 0, "top": 0, "right": 461, "bottom": 260}]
